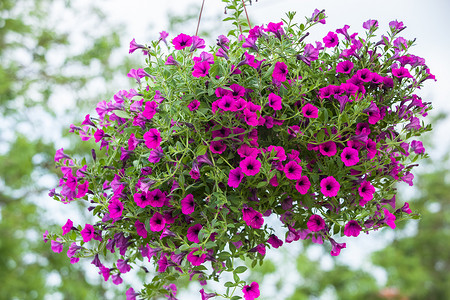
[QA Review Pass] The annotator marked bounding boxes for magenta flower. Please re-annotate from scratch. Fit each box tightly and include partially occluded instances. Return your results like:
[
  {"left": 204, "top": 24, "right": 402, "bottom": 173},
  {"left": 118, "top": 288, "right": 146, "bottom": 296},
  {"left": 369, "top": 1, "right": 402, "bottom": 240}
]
[
  {"left": 336, "top": 60, "right": 354, "bottom": 74},
  {"left": 143, "top": 101, "right": 158, "bottom": 120},
  {"left": 51, "top": 239, "right": 63, "bottom": 253},
  {"left": 144, "top": 128, "right": 162, "bottom": 149},
  {"left": 320, "top": 176, "right": 340, "bottom": 197},
  {"left": 383, "top": 208, "right": 396, "bottom": 229},
  {"left": 149, "top": 212, "right": 166, "bottom": 232},
  {"left": 192, "top": 61, "right": 210, "bottom": 78},
  {"left": 242, "top": 281, "right": 260, "bottom": 300},
  {"left": 210, "top": 140, "right": 227, "bottom": 154},
  {"left": 62, "top": 219, "right": 73, "bottom": 236},
  {"left": 94, "top": 129, "right": 105, "bottom": 143},
  {"left": 401, "top": 202, "right": 412, "bottom": 214},
  {"left": 311, "top": 8, "right": 326, "bottom": 24},
  {"left": 117, "top": 259, "right": 131, "bottom": 273},
  {"left": 319, "top": 141, "right": 337, "bottom": 157},
  {"left": 188, "top": 99, "right": 200, "bottom": 111},
  {"left": 190, "top": 36, "right": 206, "bottom": 52},
  {"left": 358, "top": 181, "right": 375, "bottom": 206},
  {"left": 172, "top": 33, "right": 192, "bottom": 50},
  {"left": 133, "top": 192, "right": 150, "bottom": 208},
  {"left": 148, "top": 146, "right": 164, "bottom": 163},
  {"left": 356, "top": 68, "right": 374, "bottom": 82},
  {"left": 284, "top": 161, "right": 302, "bottom": 180},
  {"left": 108, "top": 199, "right": 124, "bottom": 219},
  {"left": 187, "top": 248, "right": 206, "bottom": 266},
  {"left": 272, "top": 61, "right": 288, "bottom": 82},
  {"left": 228, "top": 167, "right": 244, "bottom": 188},
  {"left": 410, "top": 140, "right": 425, "bottom": 154},
  {"left": 267, "top": 234, "right": 283, "bottom": 248},
  {"left": 302, "top": 103, "right": 319, "bottom": 118},
  {"left": 240, "top": 156, "right": 262, "bottom": 176},
  {"left": 323, "top": 31, "right": 339, "bottom": 48},
  {"left": 135, "top": 219, "right": 148, "bottom": 238},
  {"left": 148, "top": 189, "right": 166, "bottom": 207},
  {"left": 129, "top": 38, "right": 145, "bottom": 54},
  {"left": 268, "top": 93, "right": 282, "bottom": 111},
  {"left": 392, "top": 67, "right": 413, "bottom": 79},
  {"left": 295, "top": 175, "right": 311, "bottom": 195},
  {"left": 344, "top": 220, "right": 362, "bottom": 237},
  {"left": 200, "top": 288, "right": 216, "bottom": 300},
  {"left": 242, "top": 207, "right": 264, "bottom": 229},
  {"left": 218, "top": 95, "right": 237, "bottom": 111},
  {"left": 181, "top": 194, "right": 195, "bottom": 215},
  {"left": 165, "top": 55, "right": 179, "bottom": 66},
  {"left": 363, "top": 19, "right": 378, "bottom": 31},
  {"left": 187, "top": 224, "right": 203, "bottom": 243},
  {"left": 81, "top": 224, "right": 95, "bottom": 242},
  {"left": 54, "top": 148, "right": 70, "bottom": 162},
  {"left": 330, "top": 238, "right": 346, "bottom": 256},
  {"left": 307, "top": 214, "right": 326, "bottom": 232},
  {"left": 242, "top": 36, "right": 258, "bottom": 51},
  {"left": 126, "top": 287, "right": 138, "bottom": 300},
  {"left": 341, "top": 147, "right": 360, "bottom": 167}
]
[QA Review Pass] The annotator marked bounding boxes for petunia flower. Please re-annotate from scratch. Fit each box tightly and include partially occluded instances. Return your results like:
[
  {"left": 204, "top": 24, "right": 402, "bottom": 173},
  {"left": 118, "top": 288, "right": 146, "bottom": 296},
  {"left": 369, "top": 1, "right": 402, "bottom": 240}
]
[
  {"left": 143, "top": 101, "right": 158, "bottom": 119},
  {"left": 172, "top": 33, "right": 192, "bottom": 50},
  {"left": 268, "top": 93, "right": 282, "bottom": 111},
  {"left": 133, "top": 192, "right": 150, "bottom": 208},
  {"left": 358, "top": 181, "right": 375, "bottom": 206},
  {"left": 344, "top": 220, "right": 362, "bottom": 237},
  {"left": 148, "top": 146, "right": 164, "bottom": 163},
  {"left": 242, "top": 281, "right": 260, "bottom": 300},
  {"left": 320, "top": 176, "right": 340, "bottom": 197},
  {"left": 323, "top": 31, "right": 339, "bottom": 48},
  {"left": 62, "top": 219, "right": 73, "bottom": 235},
  {"left": 51, "top": 239, "right": 63, "bottom": 253},
  {"left": 295, "top": 175, "right": 311, "bottom": 195},
  {"left": 188, "top": 99, "right": 200, "bottom": 111},
  {"left": 108, "top": 199, "right": 124, "bottom": 219},
  {"left": 242, "top": 207, "right": 264, "bottom": 229},
  {"left": 135, "top": 220, "right": 148, "bottom": 239},
  {"left": 117, "top": 259, "right": 131, "bottom": 274},
  {"left": 307, "top": 214, "right": 326, "bottom": 232},
  {"left": 187, "top": 248, "right": 206, "bottom": 266},
  {"left": 228, "top": 167, "right": 244, "bottom": 188},
  {"left": 341, "top": 147, "right": 360, "bottom": 167},
  {"left": 80, "top": 224, "right": 95, "bottom": 242},
  {"left": 283, "top": 161, "right": 302, "bottom": 180},
  {"left": 192, "top": 61, "right": 210, "bottom": 78},
  {"left": 383, "top": 208, "right": 396, "bottom": 229},
  {"left": 126, "top": 287, "right": 139, "bottom": 300},
  {"left": 267, "top": 234, "right": 283, "bottom": 248},
  {"left": 187, "top": 224, "right": 203, "bottom": 243},
  {"left": 200, "top": 288, "right": 216, "bottom": 300},
  {"left": 302, "top": 103, "right": 319, "bottom": 118},
  {"left": 144, "top": 128, "right": 162, "bottom": 149},
  {"left": 148, "top": 189, "right": 166, "bottom": 207},
  {"left": 190, "top": 36, "right": 206, "bottom": 52},
  {"left": 319, "top": 141, "right": 337, "bottom": 157},
  {"left": 240, "top": 156, "right": 262, "bottom": 176},
  {"left": 149, "top": 212, "right": 166, "bottom": 232},
  {"left": 209, "top": 140, "right": 227, "bottom": 154},
  {"left": 181, "top": 194, "right": 195, "bottom": 215},
  {"left": 329, "top": 237, "right": 346, "bottom": 256},
  {"left": 272, "top": 61, "right": 288, "bottom": 82}
]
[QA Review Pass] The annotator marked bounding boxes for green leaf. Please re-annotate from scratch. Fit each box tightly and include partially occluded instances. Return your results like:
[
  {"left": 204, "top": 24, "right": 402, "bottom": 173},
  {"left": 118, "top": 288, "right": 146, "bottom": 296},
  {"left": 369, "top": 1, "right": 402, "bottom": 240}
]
[
  {"left": 111, "top": 110, "right": 132, "bottom": 119},
  {"left": 234, "top": 266, "right": 247, "bottom": 274}
]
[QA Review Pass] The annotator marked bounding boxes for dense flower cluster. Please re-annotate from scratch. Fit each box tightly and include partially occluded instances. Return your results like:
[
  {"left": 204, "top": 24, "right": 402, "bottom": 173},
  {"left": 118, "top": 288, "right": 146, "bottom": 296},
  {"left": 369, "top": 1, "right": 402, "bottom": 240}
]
[{"left": 45, "top": 5, "right": 434, "bottom": 300}]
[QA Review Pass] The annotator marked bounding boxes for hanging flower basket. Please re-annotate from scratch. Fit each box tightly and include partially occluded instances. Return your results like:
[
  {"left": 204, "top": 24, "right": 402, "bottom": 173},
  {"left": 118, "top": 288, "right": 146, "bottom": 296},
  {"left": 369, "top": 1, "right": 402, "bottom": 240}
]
[{"left": 46, "top": 2, "right": 435, "bottom": 299}]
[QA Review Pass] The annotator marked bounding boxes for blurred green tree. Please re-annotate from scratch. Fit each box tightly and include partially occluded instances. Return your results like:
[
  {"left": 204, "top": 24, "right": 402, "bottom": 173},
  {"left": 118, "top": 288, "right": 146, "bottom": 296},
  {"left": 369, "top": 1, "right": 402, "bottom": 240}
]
[{"left": 0, "top": 0, "right": 135, "bottom": 298}]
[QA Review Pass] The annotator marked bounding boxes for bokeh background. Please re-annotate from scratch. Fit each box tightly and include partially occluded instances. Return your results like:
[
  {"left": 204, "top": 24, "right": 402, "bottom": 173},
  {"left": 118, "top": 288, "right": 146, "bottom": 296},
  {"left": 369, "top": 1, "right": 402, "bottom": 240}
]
[{"left": 1, "top": 0, "right": 448, "bottom": 299}]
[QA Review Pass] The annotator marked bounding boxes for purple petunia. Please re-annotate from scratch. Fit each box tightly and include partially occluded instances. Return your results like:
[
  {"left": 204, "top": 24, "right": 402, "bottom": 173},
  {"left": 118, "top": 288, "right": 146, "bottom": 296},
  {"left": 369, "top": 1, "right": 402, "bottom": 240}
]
[
  {"left": 228, "top": 167, "right": 244, "bottom": 188},
  {"left": 268, "top": 93, "right": 282, "bottom": 111},
  {"left": 144, "top": 128, "right": 162, "bottom": 149},
  {"left": 181, "top": 194, "right": 195, "bottom": 215},
  {"left": 188, "top": 99, "right": 200, "bottom": 111},
  {"left": 81, "top": 223, "right": 95, "bottom": 242},
  {"left": 283, "top": 161, "right": 302, "bottom": 180},
  {"left": 307, "top": 214, "right": 326, "bottom": 232},
  {"left": 62, "top": 219, "right": 73, "bottom": 236},
  {"left": 320, "top": 176, "right": 340, "bottom": 197},
  {"left": 295, "top": 175, "right": 311, "bottom": 195},
  {"left": 358, "top": 180, "right": 375, "bottom": 206},
  {"left": 341, "top": 147, "right": 360, "bottom": 167},
  {"left": 267, "top": 234, "right": 283, "bottom": 248},
  {"left": 319, "top": 141, "right": 337, "bottom": 157},
  {"left": 302, "top": 103, "right": 319, "bottom": 118},
  {"left": 172, "top": 33, "right": 192, "bottom": 50},
  {"left": 187, "top": 248, "right": 206, "bottom": 266},
  {"left": 149, "top": 212, "right": 166, "bottom": 232},
  {"left": 242, "top": 207, "right": 264, "bottom": 229},
  {"left": 344, "top": 220, "right": 362, "bottom": 237},
  {"left": 187, "top": 224, "right": 203, "bottom": 243},
  {"left": 323, "top": 31, "right": 339, "bottom": 48},
  {"left": 272, "top": 61, "right": 288, "bottom": 82},
  {"left": 240, "top": 156, "right": 262, "bottom": 176},
  {"left": 192, "top": 61, "right": 210, "bottom": 78},
  {"left": 242, "top": 282, "right": 260, "bottom": 300}
]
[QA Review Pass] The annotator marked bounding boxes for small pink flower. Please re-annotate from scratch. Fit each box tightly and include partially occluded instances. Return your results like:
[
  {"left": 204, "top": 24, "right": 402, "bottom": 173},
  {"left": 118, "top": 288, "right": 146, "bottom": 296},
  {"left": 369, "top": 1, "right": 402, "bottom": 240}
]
[
  {"left": 80, "top": 224, "right": 95, "bottom": 242},
  {"left": 272, "top": 61, "right": 288, "bottom": 82},
  {"left": 344, "top": 220, "right": 362, "bottom": 237},
  {"left": 319, "top": 141, "right": 337, "bottom": 157},
  {"left": 144, "top": 128, "right": 162, "bottom": 149},
  {"left": 62, "top": 219, "right": 73, "bottom": 236},
  {"left": 187, "top": 224, "right": 203, "bottom": 243},
  {"left": 295, "top": 175, "right": 311, "bottom": 195},
  {"left": 307, "top": 214, "right": 326, "bottom": 232},
  {"left": 358, "top": 181, "right": 375, "bottom": 206},
  {"left": 242, "top": 207, "right": 264, "bottom": 229},
  {"left": 323, "top": 31, "right": 339, "bottom": 48},
  {"left": 240, "top": 156, "right": 262, "bottom": 176},
  {"left": 149, "top": 212, "right": 166, "bottom": 232},
  {"left": 181, "top": 194, "right": 195, "bottom": 215},
  {"left": 228, "top": 167, "right": 244, "bottom": 188},
  {"left": 172, "top": 33, "right": 192, "bottom": 50},
  {"left": 210, "top": 140, "right": 227, "bottom": 154},
  {"left": 242, "top": 282, "right": 260, "bottom": 300},
  {"left": 188, "top": 99, "right": 200, "bottom": 111},
  {"left": 187, "top": 248, "right": 206, "bottom": 266},
  {"left": 302, "top": 103, "right": 319, "bottom": 118},
  {"left": 192, "top": 61, "right": 210, "bottom": 78},
  {"left": 284, "top": 161, "right": 302, "bottom": 180},
  {"left": 268, "top": 93, "right": 282, "bottom": 111},
  {"left": 267, "top": 234, "right": 283, "bottom": 248},
  {"left": 383, "top": 209, "right": 396, "bottom": 229},
  {"left": 341, "top": 147, "right": 360, "bottom": 167},
  {"left": 336, "top": 60, "right": 354, "bottom": 74},
  {"left": 320, "top": 176, "right": 340, "bottom": 197}
]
